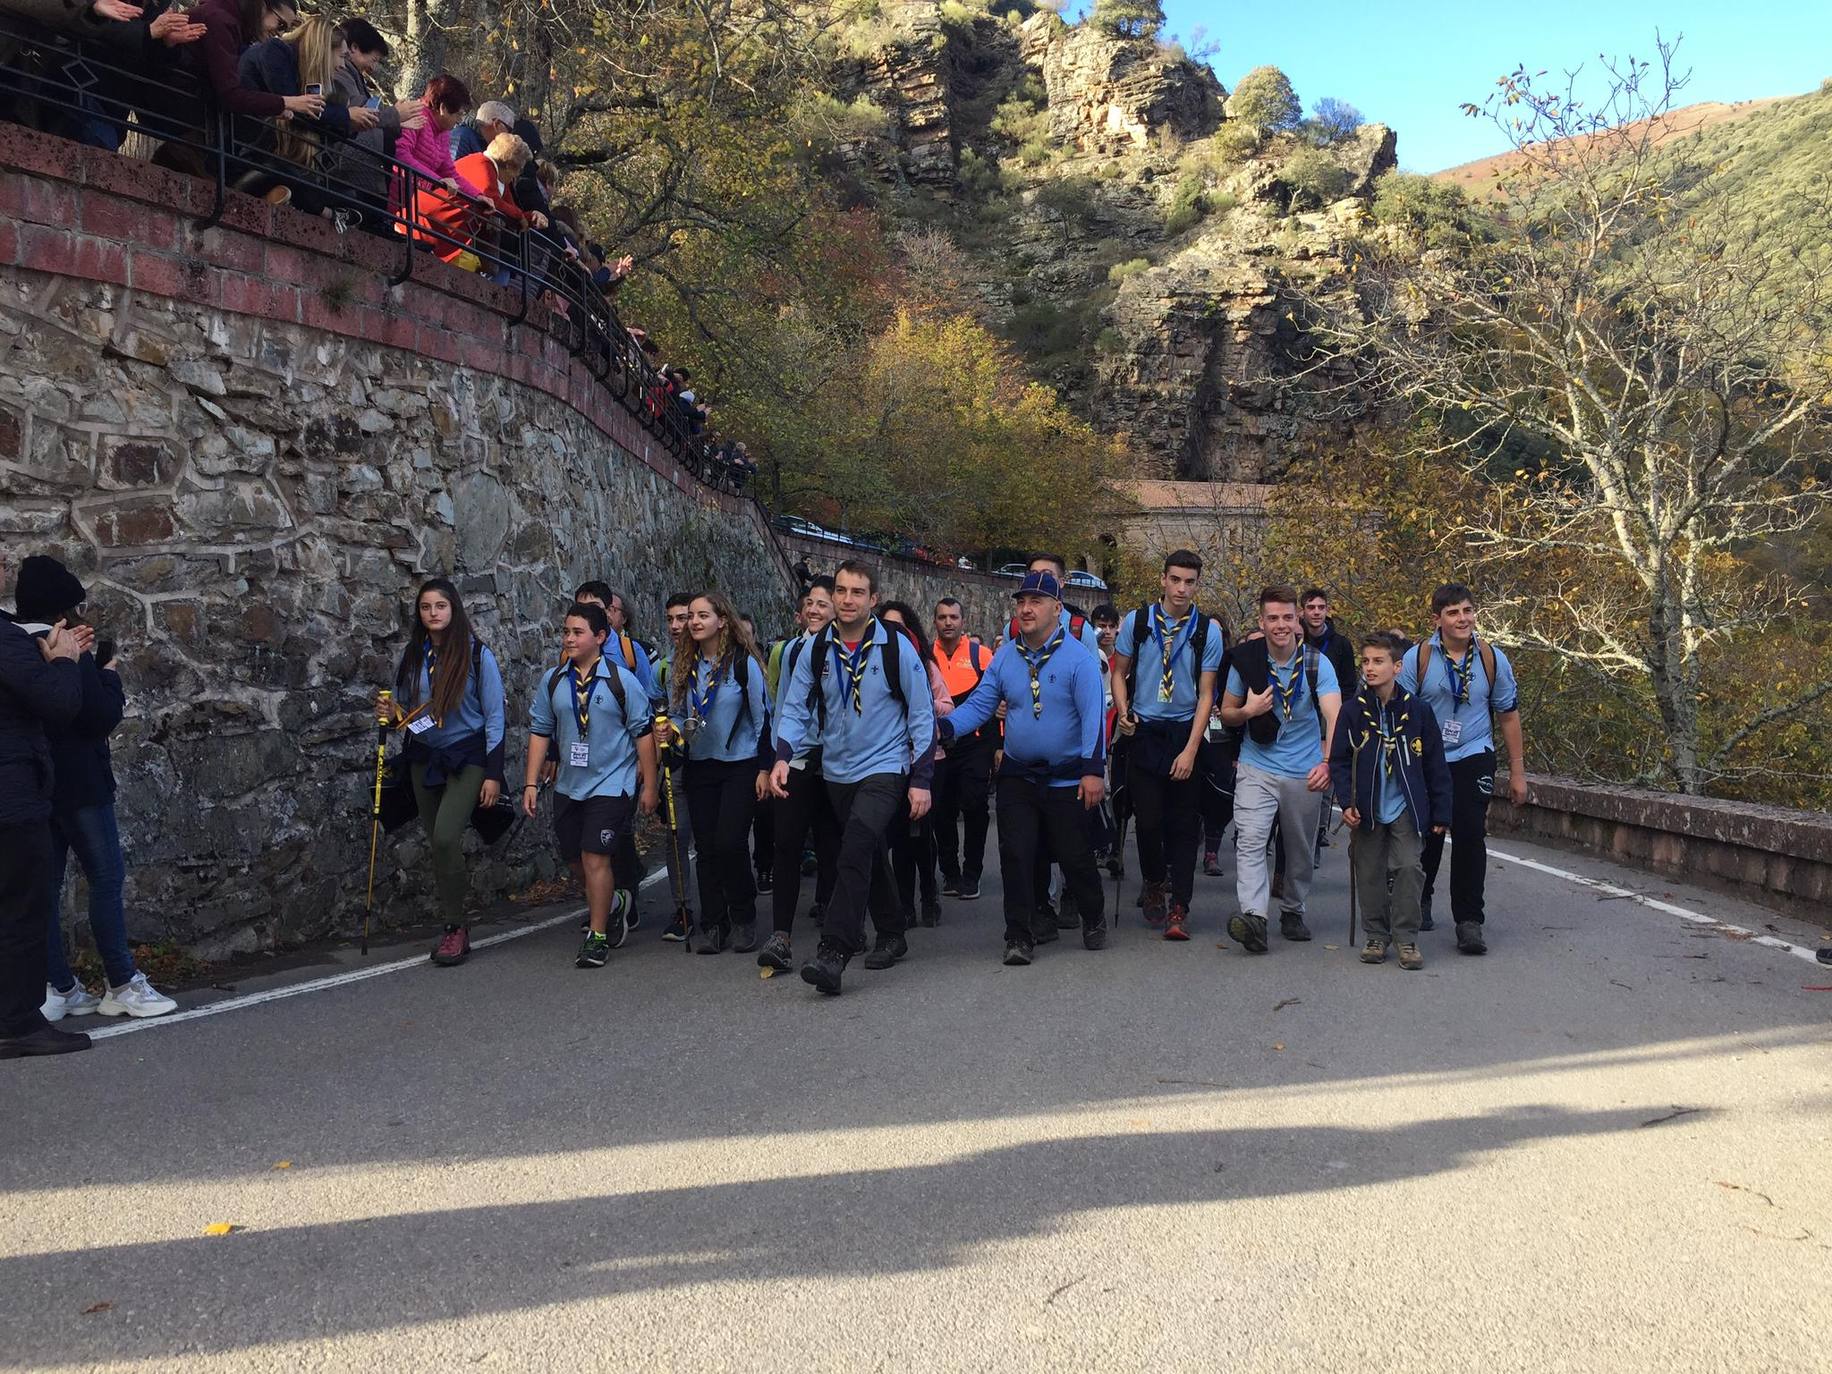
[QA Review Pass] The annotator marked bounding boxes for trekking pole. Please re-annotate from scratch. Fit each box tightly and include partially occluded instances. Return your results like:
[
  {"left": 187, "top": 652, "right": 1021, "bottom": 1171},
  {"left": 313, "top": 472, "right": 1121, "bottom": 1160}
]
[
  {"left": 361, "top": 690, "right": 391, "bottom": 956},
  {"left": 1346, "top": 747, "right": 1358, "bottom": 948},
  {"left": 655, "top": 711, "right": 692, "bottom": 955}
]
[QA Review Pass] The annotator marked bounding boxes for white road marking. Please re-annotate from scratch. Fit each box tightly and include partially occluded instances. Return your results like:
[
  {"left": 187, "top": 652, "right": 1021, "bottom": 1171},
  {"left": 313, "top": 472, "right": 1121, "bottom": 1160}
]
[
  {"left": 1486, "top": 845, "right": 1823, "bottom": 966},
  {"left": 88, "top": 868, "right": 675, "bottom": 1040}
]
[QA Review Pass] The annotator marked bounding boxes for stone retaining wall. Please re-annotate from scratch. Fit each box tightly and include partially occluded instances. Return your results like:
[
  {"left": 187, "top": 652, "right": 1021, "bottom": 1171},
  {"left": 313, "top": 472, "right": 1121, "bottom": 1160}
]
[
  {"left": 1492, "top": 774, "right": 1832, "bottom": 920},
  {"left": 0, "top": 128, "right": 801, "bottom": 957},
  {"left": 776, "top": 532, "right": 1026, "bottom": 638}
]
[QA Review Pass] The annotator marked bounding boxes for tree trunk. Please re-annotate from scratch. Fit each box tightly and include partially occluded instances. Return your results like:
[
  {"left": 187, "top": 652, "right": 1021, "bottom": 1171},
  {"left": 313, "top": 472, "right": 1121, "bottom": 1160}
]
[
  {"left": 1645, "top": 583, "right": 1704, "bottom": 794},
  {"left": 401, "top": 0, "right": 452, "bottom": 101}
]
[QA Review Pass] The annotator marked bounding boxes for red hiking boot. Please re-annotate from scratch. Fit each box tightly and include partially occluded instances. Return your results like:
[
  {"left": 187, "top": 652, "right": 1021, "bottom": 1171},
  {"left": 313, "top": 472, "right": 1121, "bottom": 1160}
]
[
  {"left": 1163, "top": 903, "right": 1191, "bottom": 941},
  {"left": 1142, "top": 881, "right": 1169, "bottom": 928},
  {"left": 431, "top": 924, "right": 471, "bottom": 966}
]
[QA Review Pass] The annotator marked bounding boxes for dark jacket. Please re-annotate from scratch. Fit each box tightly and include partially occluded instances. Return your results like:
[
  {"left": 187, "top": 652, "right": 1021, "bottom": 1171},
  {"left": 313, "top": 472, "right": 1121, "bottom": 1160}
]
[
  {"left": 237, "top": 35, "right": 351, "bottom": 144},
  {"left": 47, "top": 652, "right": 123, "bottom": 813},
  {"left": 0, "top": 611, "right": 83, "bottom": 826},
  {"left": 1307, "top": 618, "right": 1358, "bottom": 699},
  {"left": 1328, "top": 684, "right": 1452, "bottom": 836},
  {"left": 182, "top": 0, "right": 285, "bottom": 117}
]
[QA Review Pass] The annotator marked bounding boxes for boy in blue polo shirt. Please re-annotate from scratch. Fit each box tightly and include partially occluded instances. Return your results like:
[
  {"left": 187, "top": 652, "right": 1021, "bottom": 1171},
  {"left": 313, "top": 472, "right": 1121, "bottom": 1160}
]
[
  {"left": 523, "top": 603, "right": 659, "bottom": 968},
  {"left": 940, "top": 572, "right": 1108, "bottom": 965},
  {"left": 1398, "top": 582, "right": 1525, "bottom": 955},
  {"left": 1109, "top": 549, "right": 1227, "bottom": 941},
  {"left": 1219, "top": 584, "right": 1342, "bottom": 955}
]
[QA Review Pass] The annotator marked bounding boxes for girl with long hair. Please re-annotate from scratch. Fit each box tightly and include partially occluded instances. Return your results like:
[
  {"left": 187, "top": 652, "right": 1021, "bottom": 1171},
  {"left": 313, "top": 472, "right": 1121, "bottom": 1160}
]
[
  {"left": 376, "top": 578, "right": 506, "bottom": 966},
  {"left": 878, "top": 601, "right": 953, "bottom": 928},
  {"left": 237, "top": 13, "right": 370, "bottom": 213},
  {"left": 669, "top": 591, "right": 769, "bottom": 954}
]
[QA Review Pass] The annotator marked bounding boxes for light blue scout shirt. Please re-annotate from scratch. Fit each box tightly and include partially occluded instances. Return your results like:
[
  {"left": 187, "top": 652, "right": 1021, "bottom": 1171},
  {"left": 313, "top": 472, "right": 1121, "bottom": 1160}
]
[
  {"left": 1226, "top": 647, "right": 1342, "bottom": 778},
  {"left": 529, "top": 656, "right": 652, "bottom": 799},
  {"left": 685, "top": 651, "right": 771, "bottom": 764},
  {"left": 1398, "top": 634, "right": 1519, "bottom": 763},
  {"left": 771, "top": 632, "right": 823, "bottom": 765},
  {"left": 409, "top": 642, "right": 506, "bottom": 757},
  {"left": 1114, "top": 606, "right": 1226, "bottom": 723},
  {"left": 943, "top": 632, "right": 1104, "bottom": 786},
  {"left": 775, "top": 618, "right": 936, "bottom": 787},
  {"left": 1369, "top": 695, "right": 1408, "bottom": 825}
]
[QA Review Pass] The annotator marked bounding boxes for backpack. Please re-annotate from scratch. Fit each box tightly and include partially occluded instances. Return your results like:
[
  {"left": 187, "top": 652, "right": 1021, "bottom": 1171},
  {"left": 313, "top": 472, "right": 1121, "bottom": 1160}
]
[
  {"left": 1415, "top": 636, "right": 1499, "bottom": 716},
  {"left": 673, "top": 650, "right": 761, "bottom": 749},
  {"left": 1122, "top": 604, "right": 1221, "bottom": 712},
  {"left": 545, "top": 654, "right": 630, "bottom": 728},
  {"left": 1227, "top": 637, "right": 1320, "bottom": 747},
  {"left": 613, "top": 630, "right": 638, "bottom": 673},
  {"left": 806, "top": 620, "right": 907, "bottom": 730}
]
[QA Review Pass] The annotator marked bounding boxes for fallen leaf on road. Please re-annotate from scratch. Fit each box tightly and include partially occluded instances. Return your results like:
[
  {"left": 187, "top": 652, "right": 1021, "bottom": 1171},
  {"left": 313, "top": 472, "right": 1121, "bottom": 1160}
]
[
  {"left": 1323, "top": 944, "right": 1339, "bottom": 951},
  {"left": 272, "top": 1161, "right": 292, "bottom": 1170},
  {"left": 759, "top": 967, "right": 775, "bottom": 979},
  {"left": 81, "top": 1302, "right": 112, "bottom": 1316},
  {"left": 1271, "top": 1043, "right": 1285, "bottom": 1052},
  {"left": 203, "top": 1223, "right": 239, "bottom": 1236}
]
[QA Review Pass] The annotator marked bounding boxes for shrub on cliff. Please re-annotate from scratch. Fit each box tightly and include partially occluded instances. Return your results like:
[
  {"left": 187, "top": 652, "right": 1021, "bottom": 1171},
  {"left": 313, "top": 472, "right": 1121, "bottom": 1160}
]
[
  {"left": 1226, "top": 65, "right": 1302, "bottom": 136},
  {"left": 1280, "top": 146, "right": 1353, "bottom": 209},
  {"left": 1369, "top": 171, "right": 1494, "bottom": 248},
  {"left": 1164, "top": 173, "right": 1210, "bottom": 234},
  {"left": 1089, "top": 0, "right": 1165, "bottom": 40}
]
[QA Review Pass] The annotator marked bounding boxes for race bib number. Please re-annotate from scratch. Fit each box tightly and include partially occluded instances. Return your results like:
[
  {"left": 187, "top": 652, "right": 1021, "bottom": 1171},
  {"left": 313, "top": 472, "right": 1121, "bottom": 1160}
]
[
  {"left": 1440, "top": 719, "right": 1462, "bottom": 747},
  {"left": 406, "top": 715, "right": 434, "bottom": 736},
  {"left": 569, "top": 742, "right": 591, "bottom": 768}
]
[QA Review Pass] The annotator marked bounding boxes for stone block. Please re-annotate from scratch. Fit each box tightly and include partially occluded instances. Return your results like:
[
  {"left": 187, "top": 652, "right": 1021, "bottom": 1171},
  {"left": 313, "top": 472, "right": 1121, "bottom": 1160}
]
[
  {"left": 175, "top": 481, "right": 294, "bottom": 534},
  {"left": 100, "top": 439, "right": 182, "bottom": 490}
]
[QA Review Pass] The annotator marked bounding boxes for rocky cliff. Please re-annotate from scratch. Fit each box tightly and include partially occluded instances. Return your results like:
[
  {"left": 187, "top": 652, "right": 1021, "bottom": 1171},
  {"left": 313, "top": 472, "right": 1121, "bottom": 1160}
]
[{"left": 839, "top": 5, "right": 1395, "bottom": 482}]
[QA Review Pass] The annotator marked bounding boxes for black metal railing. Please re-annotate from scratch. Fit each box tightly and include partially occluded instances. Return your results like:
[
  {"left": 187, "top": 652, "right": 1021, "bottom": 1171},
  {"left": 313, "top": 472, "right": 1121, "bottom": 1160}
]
[{"left": 0, "top": 10, "right": 764, "bottom": 497}]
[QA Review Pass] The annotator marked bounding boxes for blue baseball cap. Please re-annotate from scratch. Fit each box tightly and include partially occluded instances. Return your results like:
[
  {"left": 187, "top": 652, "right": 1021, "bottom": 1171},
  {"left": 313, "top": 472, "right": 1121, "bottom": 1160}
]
[{"left": 1012, "top": 571, "right": 1062, "bottom": 601}]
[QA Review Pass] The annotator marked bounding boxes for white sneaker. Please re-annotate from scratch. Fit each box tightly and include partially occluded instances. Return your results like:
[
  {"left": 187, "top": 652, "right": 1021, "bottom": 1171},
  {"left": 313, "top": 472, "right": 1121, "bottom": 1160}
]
[
  {"left": 98, "top": 972, "right": 178, "bottom": 1019},
  {"left": 42, "top": 981, "right": 103, "bottom": 1021}
]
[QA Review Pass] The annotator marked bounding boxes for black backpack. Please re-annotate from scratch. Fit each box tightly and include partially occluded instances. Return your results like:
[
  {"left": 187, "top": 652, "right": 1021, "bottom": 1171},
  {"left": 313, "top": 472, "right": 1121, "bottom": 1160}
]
[
  {"left": 1227, "top": 637, "right": 1321, "bottom": 746},
  {"left": 546, "top": 655, "right": 630, "bottom": 727},
  {"left": 806, "top": 620, "right": 907, "bottom": 730},
  {"left": 1123, "top": 604, "right": 1223, "bottom": 711},
  {"left": 671, "top": 650, "right": 762, "bottom": 749}
]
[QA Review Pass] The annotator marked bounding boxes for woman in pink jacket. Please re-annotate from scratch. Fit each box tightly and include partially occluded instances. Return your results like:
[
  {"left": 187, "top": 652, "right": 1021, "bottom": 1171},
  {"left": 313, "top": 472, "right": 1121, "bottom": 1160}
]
[
  {"left": 391, "top": 73, "right": 485, "bottom": 224},
  {"left": 880, "top": 601, "right": 951, "bottom": 928}
]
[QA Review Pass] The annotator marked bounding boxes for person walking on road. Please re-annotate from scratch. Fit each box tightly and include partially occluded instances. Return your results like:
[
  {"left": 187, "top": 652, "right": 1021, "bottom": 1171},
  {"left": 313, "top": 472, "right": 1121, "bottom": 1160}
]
[
  {"left": 1398, "top": 582, "right": 1526, "bottom": 954},
  {"left": 931, "top": 596, "right": 995, "bottom": 902},
  {"left": 1219, "top": 585, "right": 1342, "bottom": 955},
  {"left": 1109, "top": 550, "right": 1226, "bottom": 942},
  {"left": 671, "top": 592, "right": 771, "bottom": 954},
  {"left": 938, "top": 572, "right": 1108, "bottom": 966},
  {"left": 756, "top": 577, "right": 840, "bottom": 973},
  {"left": 523, "top": 602, "right": 658, "bottom": 968},
  {"left": 377, "top": 578, "right": 507, "bottom": 968},
  {"left": 1329, "top": 633, "right": 1451, "bottom": 970},
  {"left": 1301, "top": 587, "right": 1358, "bottom": 861},
  {"left": 654, "top": 592, "right": 697, "bottom": 942},
  {"left": 770, "top": 561, "right": 934, "bottom": 996}
]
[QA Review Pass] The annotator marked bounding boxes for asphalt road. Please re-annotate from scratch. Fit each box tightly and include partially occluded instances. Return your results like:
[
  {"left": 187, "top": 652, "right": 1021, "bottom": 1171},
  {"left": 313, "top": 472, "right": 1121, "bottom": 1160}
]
[{"left": 3, "top": 828, "right": 1829, "bottom": 1373}]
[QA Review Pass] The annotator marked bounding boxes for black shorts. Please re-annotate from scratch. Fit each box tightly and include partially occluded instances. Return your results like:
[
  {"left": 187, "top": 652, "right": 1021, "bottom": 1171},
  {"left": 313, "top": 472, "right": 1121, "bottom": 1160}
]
[{"left": 553, "top": 793, "right": 635, "bottom": 863}]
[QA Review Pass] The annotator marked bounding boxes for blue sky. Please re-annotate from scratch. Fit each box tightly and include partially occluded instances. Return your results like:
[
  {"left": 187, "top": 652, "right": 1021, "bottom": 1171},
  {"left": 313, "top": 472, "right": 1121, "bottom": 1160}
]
[{"left": 1148, "top": 1, "right": 1832, "bottom": 171}]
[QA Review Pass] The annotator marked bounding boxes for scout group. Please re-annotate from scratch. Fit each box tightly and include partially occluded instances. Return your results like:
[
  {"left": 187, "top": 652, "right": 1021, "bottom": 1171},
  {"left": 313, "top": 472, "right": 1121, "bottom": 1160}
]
[{"left": 362, "top": 549, "right": 1526, "bottom": 997}]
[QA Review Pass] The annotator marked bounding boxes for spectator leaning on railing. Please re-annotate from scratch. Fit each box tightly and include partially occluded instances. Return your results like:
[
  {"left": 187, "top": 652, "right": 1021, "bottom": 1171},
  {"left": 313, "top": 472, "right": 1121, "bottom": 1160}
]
[
  {"left": 449, "top": 96, "right": 511, "bottom": 161},
  {"left": 237, "top": 12, "right": 359, "bottom": 213},
  {"left": 322, "top": 17, "right": 423, "bottom": 230}
]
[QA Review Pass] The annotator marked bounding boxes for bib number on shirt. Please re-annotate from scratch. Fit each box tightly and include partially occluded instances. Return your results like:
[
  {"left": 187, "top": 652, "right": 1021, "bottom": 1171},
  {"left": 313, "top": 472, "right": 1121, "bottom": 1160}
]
[
  {"left": 407, "top": 715, "right": 435, "bottom": 736},
  {"left": 1440, "top": 718, "right": 1462, "bottom": 748},
  {"left": 569, "top": 742, "right": 591, "bottom": 768}
]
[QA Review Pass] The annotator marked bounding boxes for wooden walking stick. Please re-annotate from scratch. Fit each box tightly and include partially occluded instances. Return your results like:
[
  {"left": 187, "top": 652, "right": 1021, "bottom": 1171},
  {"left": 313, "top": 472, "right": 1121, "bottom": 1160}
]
[
  {"left": 361, "top": 690, "right": 391, "bottom": 956},
  {"left": 655, "top": 711, "right": 693, "bottom": 955}
]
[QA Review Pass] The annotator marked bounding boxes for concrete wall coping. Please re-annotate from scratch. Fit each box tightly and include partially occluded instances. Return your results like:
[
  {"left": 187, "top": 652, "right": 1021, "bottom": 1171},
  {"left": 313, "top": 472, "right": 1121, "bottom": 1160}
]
[{"left": 1515, "top": 773, "right": 1830, "bottom": 865}]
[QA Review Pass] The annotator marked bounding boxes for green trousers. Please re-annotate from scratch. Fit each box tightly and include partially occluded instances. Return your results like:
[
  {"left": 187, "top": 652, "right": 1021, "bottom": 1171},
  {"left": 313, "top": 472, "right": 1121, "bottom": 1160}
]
[{"left": 410, "top": 763, "right": 485, "bottom": 924}]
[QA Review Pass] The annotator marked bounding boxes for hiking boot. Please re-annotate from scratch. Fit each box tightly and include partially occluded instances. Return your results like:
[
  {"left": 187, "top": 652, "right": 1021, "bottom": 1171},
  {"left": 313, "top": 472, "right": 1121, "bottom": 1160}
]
[
  {"left": 1164, "top": 903, "right": 1191, "bottom": 942},
  {"left": 1280, "top": 912, "right": 1313, "bottom": 942},
  {"left": 1456, "top": 921, "right": 1487, "bottom": 955},
  {"left": 606, "top": 891, "right": 631, "bottom": 949},
  {"left": 1055, "top": 895, "right": 1080, "bottom": 930},
  {"left": 98, "top": 972, "right": 177, "bottom": 1019},
  {"left": 1037, "top": 899, "right": 1058, "bottom": 927},
  {"left": 575, "top": 932, "right": 611, "bottom": 968},
  {"left": 1031, "top": 921, "right": 1060, "bottom": 946},
  {"left": 1142, "top": 881, "right": 1169, "bottom": 928},
  {"left": 755, "top": 868, "right": 774, "bottom": 895},
  {"left": 1819, "top": 945, "right": 1832, "bottom": 966},
  {"left": 663, "top": 910, "right": 691, "bottom": 942},
  {"left": 1418, "top": 896, "right": 1435, "bottom": 932},
  {"left": 863, "top": 934, "right": 908, "bottom": 970},
  {"left": 42, "top": 981, "right": 101, "bottom": 1022},
  {"left": 1360, "top": 938, "right": 1388, "bottom": 965},
  {"left": 1397, "top": 943, "right": 1424, "bottom": 971},
  {"left": 1227, "top": 913, "right": 1269, "bottom": 954},
  {"left": 1082, "top": 920, "right": 1108, "bottom": 951},
  {"left": 696, "top": 924, "right": 726, "bottom": 954},
  {"left": 431, "top": 925, "right": 470, "bottom": 966},
  {"left": 758, "top": 931, "right": 793, "bottom": 971},
  {"left": 1002, "top": 941, "right": 1033, "bottom": 966},
  {"left": 1203, "top": 850, "right": 1223, "bottom": 877},
  {"left": 800, "top": 849, "right": 817, "bottom": 876},
  {"left": 808, "top": 902, "right": 825, "bottom": 927},
  {"left": 0, "top": 1025, "right": 92, "bottom": 1060},
  {"left": 941, "top": 876, "right": 961, "bottom": 898},
  {"left": 730, "top": 921, "right": 759, "bottom": 954},
  {"left": 800, "top": 943, "right": 849, "bottom": 995},
  {"left": 957, "top": 878, "right": 980, "bottom": 900},
  {"left": 921, "top": 900, "right": 942, "bottom": 927}
]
